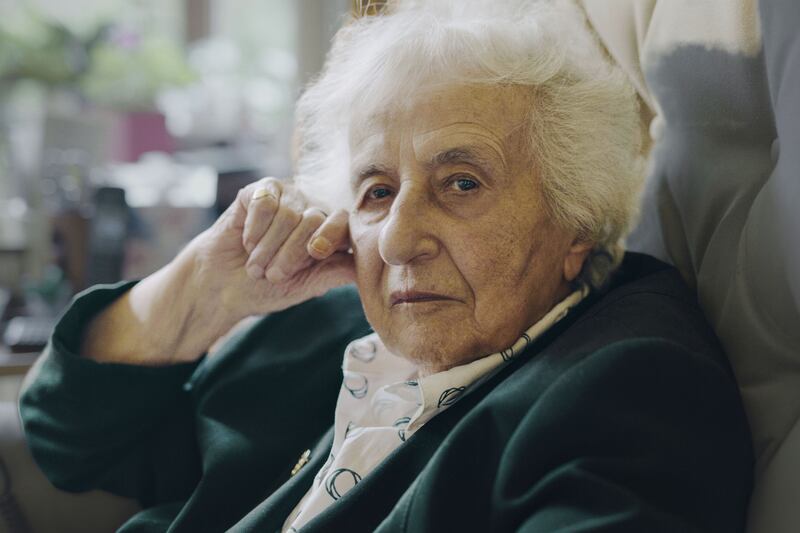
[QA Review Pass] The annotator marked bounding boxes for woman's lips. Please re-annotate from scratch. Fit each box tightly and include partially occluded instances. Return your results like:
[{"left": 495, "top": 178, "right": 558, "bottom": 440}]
[{"left": 389, "top": 291, "right": 455, "bottom": 306}]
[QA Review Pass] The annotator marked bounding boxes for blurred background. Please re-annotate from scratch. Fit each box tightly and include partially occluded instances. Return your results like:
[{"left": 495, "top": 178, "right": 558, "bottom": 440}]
[{"left": 0, "top": 0, "right": 356, "bottom": 365}]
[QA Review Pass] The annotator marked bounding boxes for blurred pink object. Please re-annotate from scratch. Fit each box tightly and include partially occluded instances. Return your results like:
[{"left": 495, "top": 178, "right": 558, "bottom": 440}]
[{"left": 111, "top": 111, "right": 175, "bottom": 162}]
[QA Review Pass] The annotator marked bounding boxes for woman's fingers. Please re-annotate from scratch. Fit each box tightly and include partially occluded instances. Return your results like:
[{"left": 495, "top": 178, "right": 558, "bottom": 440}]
[
  {"left": 236, "top": 177, "right": 349, "bottom": 285},
  {"left": 242, "top": 178, "right": 282, "bottom": 253},
  {"left": 265, "top": 208, "right": 352, "bottom": 283},
  {"left": 264, "top": 208, "right": 327, "bottom": 283},
  {"left": 307, "top": 209, "right": 351, "bottom": 260},
  {"left": 245, "top": 191, "right": 307, "bottom": 280}
]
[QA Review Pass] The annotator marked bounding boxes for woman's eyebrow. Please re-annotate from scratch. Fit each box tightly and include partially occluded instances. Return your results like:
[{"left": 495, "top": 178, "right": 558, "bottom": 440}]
[
  {"left": 351, "top": 163, "right": 393, "bottom": 190},
  {"left": 426, "top": 147, "right": 499, "bottom": 173}
]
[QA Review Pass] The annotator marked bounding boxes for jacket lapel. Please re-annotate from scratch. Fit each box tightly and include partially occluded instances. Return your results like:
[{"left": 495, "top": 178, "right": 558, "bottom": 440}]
[
  {"left": 226, "top": 426, "right": 334, "bottom": 532},
  {"left": 299, "top": 295, "right": 595, "bottom": 532}
]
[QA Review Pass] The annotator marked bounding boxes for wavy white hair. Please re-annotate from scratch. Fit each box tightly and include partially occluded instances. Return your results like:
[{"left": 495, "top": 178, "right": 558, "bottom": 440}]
[{"left": 294, "top": 0, "right": 643, "bottom": 289}]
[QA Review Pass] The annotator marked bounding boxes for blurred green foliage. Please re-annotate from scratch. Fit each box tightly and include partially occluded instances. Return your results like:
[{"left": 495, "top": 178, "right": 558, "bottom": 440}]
[{"left": 0, "top": 3, "right": 194, "bottom": 110}]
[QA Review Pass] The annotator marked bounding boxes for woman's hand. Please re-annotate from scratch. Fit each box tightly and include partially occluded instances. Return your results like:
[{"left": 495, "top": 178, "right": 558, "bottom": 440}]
[
  {"left": 82, "top": 177, "right": 354, "bottom": 366},
  {"left": 189, "top": 177, "right": 355, "bottom": 321}
]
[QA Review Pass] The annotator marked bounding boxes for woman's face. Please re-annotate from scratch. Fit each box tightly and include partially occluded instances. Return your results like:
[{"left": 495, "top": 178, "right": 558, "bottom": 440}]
[{"left": 349, "top": 84, "right": 587, "bottom": 374}]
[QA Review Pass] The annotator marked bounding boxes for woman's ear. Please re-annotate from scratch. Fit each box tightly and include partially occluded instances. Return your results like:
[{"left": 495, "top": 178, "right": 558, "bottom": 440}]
[{"left": 563, "top": 239, "right": 594, "bottom": 282}]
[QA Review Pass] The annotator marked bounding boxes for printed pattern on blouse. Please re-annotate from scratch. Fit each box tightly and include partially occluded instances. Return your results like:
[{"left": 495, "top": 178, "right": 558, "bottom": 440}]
[{"left": 282, "top": 287, "right": 587, "bottom": 531}]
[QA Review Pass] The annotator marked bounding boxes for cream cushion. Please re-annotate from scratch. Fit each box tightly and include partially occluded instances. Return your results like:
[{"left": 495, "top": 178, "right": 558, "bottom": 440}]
[{"left": 579, "top": 1, "right": 800, "bottom": 532}]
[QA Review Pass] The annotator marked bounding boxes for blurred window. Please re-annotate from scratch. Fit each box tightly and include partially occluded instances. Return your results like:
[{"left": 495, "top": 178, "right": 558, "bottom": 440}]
[{"left": 211, "top": 0, "right": 296, "bottom": 54}]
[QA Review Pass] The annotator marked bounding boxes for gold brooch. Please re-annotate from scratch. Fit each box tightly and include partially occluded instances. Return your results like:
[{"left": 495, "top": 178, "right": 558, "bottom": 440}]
[{"left": 291, "top": 449, "right": 311, "bottom": 476}]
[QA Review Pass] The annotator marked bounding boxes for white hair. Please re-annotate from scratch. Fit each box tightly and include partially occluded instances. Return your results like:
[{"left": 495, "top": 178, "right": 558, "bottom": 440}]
[{"left": 294, "top": 0, "right": 643, "bottom": 289}]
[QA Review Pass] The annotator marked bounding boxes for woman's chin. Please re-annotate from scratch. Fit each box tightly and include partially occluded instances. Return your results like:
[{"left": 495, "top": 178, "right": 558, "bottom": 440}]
[{"left": 382, "top": 326, "right": 481, "bottom": 374}]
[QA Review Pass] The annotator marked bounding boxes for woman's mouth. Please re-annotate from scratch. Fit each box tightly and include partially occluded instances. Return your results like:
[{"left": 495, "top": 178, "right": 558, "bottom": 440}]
[{"left": 389, "top": 291, "right": 455, "bottom": 306}]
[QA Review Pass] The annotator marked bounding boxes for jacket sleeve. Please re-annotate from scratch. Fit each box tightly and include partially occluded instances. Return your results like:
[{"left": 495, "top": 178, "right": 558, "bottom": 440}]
[
  {"left": 19, "top": 281, "right": 204, "bottom": 508},
  {"left": 506, "top": 338, "right": 754, "bottom": 533}
]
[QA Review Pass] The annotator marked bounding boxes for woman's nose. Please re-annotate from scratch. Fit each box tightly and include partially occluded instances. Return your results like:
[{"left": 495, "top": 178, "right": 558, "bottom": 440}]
[{"left": 378, "top": 186, "right": 440, "bottom": 266}]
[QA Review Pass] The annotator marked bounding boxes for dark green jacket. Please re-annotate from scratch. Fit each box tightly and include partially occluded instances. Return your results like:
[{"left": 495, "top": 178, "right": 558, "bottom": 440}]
[{"left": 20, "top": 253, "right": 753, "bottom": 532}]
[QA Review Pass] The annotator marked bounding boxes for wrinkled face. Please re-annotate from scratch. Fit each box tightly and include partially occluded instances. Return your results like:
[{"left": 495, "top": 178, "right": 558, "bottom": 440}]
[{"left": 349, "top": 84, "right": 583, "bottom": 374}]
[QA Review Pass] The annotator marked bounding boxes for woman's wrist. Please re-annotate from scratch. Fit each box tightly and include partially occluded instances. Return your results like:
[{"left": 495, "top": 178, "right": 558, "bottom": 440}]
[
  {"left": 169, "top": 242, "right": 246, "bottom": 361},
  {"left": 81, "top": 245, "right": 227, "bottom": 365}
]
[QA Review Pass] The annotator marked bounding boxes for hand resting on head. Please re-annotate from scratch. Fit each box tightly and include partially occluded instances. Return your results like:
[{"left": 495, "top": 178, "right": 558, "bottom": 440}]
[{"left": 81, "top": 177, "right": 355, "bottom": 365}]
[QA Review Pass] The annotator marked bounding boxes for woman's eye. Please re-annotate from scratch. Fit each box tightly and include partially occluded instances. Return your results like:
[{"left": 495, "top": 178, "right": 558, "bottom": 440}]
[
  {"left": 451, "top": 177, "right": 479, "bottom": 192},
  {"left": 368, "top": 186, "right": 393, "bottom": 200}
]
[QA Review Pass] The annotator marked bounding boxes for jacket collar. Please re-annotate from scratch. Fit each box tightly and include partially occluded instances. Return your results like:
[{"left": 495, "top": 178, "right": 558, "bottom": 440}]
[{"left": 300, "top": 290, "right": 598, "bottom": 532}]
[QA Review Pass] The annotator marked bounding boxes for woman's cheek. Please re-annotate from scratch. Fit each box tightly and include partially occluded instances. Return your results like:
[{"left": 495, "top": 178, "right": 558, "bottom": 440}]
[
  {"left": 349, "top": 216, "right": 370, "bottom": 262},
  {"left": 350, "top": 221, "right": 382, "bottom": 288}
]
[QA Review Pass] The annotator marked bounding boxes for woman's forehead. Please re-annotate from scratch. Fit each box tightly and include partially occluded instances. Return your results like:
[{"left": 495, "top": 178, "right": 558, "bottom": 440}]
[{"left": 348, "top": 84, "right": 531, "bottom": 166}]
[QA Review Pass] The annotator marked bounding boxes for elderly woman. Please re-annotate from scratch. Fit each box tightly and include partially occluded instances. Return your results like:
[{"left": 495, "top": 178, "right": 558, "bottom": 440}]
[{"left": 20, "top": 1, "right": 752, "bottom": 532}]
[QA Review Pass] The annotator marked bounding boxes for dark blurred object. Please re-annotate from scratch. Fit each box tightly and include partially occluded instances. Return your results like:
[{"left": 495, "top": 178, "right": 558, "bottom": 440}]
[
  {"left": 215, "top": 167, "right": 261, "bottom": 215},
  {"left": 38, "top": 136, "right": 104, "bottom": 294},
  {"left": 0, "top": 290, "right": 9, "bottom": 323},
  {"left": 85, "top": 187, "right": 129, "bottom": 285},
  {"left": 0, "top": 199, "right": 28, "bottom": 298},
  {"left": 0, "top": 455, "right": 33, "bottom": 533},
  {"left": 2, "top": 317, "right": 55, "bottom": 354},
  {"left": 50, "top": 209, "right": 90, "bottom": 294}
]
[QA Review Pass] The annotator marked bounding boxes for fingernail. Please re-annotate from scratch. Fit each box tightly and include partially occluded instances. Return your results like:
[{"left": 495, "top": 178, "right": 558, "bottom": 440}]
[
  {"left": 247, "top": 264, "right": 264, "bottom": 280},
  {"left": 266, "top": 265, "right": 286, "bottom": 283},
  {"left": 251, "top": 189, "right": 276, "bottom": 202},
  {"left": 309, "top": 236, "right": 331, "bottom": 255}
]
